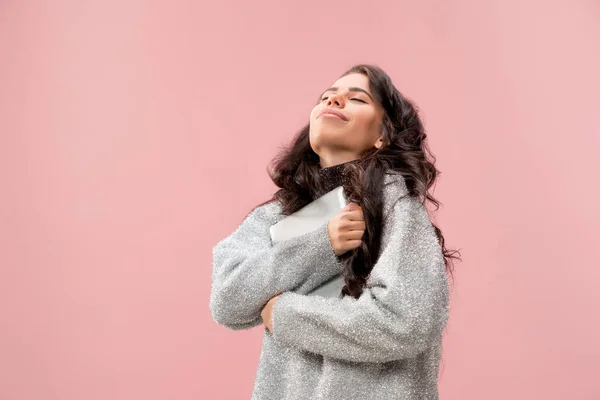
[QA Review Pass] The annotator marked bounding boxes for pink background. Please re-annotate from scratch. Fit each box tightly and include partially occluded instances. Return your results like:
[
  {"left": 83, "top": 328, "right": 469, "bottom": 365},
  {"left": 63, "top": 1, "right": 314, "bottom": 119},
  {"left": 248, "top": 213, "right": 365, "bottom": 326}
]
[{"left": 1, "top": 1, "right": 599, "bottom": 399}]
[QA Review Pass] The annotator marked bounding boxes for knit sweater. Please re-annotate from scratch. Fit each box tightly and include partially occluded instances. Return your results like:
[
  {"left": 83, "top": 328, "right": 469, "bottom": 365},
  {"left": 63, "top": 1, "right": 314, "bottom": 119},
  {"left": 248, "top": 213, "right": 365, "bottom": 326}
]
[{"left": 209, "top": 166, "right": 450, "bottom": 399}]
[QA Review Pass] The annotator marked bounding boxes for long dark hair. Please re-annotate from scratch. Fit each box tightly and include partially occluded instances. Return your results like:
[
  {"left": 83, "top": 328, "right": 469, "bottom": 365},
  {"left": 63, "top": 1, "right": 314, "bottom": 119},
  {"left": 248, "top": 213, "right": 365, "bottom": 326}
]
[{"left": 257, "top": 64, "right": 460, "bottom": 299}]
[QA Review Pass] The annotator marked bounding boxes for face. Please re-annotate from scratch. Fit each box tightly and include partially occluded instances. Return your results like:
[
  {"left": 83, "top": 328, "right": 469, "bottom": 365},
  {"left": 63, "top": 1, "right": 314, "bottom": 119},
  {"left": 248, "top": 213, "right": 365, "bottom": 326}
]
[{"left": 309, "top": 73, "right": 384, "bottom": 167}]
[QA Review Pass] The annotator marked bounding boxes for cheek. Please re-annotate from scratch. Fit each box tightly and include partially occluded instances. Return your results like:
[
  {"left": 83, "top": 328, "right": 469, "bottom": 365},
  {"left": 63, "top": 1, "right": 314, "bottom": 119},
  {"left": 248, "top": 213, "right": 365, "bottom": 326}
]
[
  {"left": 354, "top": 109, "right": 379, "bottom": 130},
  {"left": 310, "top": 106, "right": 322, "bottom": 122}
]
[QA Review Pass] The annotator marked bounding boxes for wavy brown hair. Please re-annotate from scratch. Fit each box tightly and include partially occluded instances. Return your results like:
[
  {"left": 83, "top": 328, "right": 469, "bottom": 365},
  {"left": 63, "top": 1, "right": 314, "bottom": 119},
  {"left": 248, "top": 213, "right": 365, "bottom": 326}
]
[{"left": 256, "top": 64, "right": 460, "bottom": 299}]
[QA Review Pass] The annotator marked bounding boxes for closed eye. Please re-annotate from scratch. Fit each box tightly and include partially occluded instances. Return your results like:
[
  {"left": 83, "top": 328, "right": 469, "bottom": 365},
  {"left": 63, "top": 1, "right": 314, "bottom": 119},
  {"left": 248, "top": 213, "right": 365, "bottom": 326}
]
[{"left": 320, "top": 96, "right": 367, "bottom": 103}]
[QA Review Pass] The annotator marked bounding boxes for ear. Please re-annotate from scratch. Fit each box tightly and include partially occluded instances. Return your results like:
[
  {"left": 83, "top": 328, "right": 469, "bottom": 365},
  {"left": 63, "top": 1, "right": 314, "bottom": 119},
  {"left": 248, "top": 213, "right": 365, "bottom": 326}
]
[{"left": 374, "top": 136, "right": 384, "bottom": 149}]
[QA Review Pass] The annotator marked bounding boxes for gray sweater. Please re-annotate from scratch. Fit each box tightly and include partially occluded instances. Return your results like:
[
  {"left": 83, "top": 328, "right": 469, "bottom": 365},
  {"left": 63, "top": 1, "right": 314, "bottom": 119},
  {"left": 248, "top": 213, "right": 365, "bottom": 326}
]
[{"left": 210, "top": 171, "right": 450, "bottom": 399}]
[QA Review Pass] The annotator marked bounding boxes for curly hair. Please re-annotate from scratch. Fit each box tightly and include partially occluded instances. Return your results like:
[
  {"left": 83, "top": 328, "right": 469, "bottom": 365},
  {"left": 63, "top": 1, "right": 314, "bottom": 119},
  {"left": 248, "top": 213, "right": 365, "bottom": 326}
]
[{"left": 256, "top": 64, "right": 460, "bottom": 299}]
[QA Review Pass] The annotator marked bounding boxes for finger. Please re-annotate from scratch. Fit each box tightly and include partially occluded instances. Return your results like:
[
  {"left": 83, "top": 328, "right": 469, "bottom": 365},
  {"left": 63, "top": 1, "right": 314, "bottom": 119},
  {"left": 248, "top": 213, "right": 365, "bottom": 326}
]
[
  {"left": 348, "top": 230, "right": 365, "bottom": 240},
  {"left": 344, "top": 202, "right": 358, "bottom": 211},
  {"left": 344, "top": 239, "right": 363, "bottom": 250},
  {"left": 339, "top": 219, "right": 364, "bottom": 231},
  {"left": 341, "top": 230, "right": 364, "bottom": 241},
  {"left": 346, "top": 220, "right": 366, "bottom": 231},
  {"left": 345, "top": 209, "right": 364, "bottom": 221}
]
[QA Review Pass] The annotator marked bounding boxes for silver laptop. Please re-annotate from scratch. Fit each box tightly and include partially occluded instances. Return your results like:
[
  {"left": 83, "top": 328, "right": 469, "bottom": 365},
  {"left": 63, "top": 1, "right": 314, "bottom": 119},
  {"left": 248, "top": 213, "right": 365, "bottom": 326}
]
[{"left": 269, "top": 186, "right": 347, "bottom": 298}]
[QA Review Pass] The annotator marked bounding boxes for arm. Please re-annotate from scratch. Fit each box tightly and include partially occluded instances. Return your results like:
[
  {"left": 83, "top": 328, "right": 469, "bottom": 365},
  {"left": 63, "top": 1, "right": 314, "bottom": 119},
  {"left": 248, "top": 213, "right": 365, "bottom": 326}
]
[
  {"left": 209, "top": 202, "right": 344, "bottom": 330},
  {"left": 271, "top": 196, "right": 450, "bottom": 363}
]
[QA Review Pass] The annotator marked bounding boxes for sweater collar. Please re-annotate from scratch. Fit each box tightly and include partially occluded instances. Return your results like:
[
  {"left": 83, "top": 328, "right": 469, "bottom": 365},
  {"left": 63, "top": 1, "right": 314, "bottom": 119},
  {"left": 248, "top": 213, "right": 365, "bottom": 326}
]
[{"left": 317, "top": 159, "right": 358, "bottom": 193}]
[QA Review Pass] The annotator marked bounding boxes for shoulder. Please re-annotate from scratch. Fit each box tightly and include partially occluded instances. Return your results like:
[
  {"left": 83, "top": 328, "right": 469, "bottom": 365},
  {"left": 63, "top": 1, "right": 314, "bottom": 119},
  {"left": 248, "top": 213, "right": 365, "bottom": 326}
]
[
  {"left": 246, "top": 200, "right": 285, "bottom": 225},
  {"left": 214, "top": 200, "right": 283, "bottom": 248},
  {"left": 382, "top": 171, "right": 432, "bottom": 226},
  {"left": 383, "top": 169, "right": 408, "bottom": 191},
  {"left": 382, "top": 170, "right": 409, "bottom": 211}
]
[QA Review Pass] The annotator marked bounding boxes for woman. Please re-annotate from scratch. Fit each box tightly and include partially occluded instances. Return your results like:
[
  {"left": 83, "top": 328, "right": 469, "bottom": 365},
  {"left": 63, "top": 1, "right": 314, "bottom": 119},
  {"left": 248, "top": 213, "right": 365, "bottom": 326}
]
[{"left": 210, "top": 64, "right": 459, "bottom": 399}]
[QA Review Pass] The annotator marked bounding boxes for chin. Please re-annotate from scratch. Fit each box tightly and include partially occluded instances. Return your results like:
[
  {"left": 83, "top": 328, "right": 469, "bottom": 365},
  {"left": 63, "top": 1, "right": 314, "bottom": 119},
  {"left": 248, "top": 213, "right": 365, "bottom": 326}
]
[{"left": 311, "top": 126, "right": 347, "bottom": 141}]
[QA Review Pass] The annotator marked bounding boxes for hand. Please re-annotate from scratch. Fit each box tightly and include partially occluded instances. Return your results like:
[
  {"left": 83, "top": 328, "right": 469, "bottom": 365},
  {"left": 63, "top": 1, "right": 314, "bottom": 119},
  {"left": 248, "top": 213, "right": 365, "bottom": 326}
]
[
  {"left": 327, "top": 202, "right": 365, "bottom": 256},
  {"left": 261, "top": 293, "right": 282, "bottom": 333}
]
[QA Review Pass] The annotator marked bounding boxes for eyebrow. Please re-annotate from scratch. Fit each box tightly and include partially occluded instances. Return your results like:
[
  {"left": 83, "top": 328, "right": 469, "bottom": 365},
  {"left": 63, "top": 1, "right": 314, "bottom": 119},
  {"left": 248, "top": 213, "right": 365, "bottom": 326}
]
[{"left": 320, "top": 86, "right": 374, "bottom": 101}]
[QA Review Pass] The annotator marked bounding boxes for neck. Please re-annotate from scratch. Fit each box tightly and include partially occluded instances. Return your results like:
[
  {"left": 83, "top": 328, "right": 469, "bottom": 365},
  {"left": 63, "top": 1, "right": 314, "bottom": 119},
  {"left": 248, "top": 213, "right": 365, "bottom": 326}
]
[
  {"left": 318, "top": 152, "right": 360, "bottom": 168},
  {"left": 316, "top": 159, "right": 358, "bottom": 195}
]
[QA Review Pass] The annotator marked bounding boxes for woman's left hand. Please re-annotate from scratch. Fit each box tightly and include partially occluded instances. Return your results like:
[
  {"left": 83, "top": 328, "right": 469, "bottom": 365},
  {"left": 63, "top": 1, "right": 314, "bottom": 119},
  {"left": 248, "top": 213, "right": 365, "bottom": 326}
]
[{"left": 261, "top": 293, "right": 282, "bottom": 332}]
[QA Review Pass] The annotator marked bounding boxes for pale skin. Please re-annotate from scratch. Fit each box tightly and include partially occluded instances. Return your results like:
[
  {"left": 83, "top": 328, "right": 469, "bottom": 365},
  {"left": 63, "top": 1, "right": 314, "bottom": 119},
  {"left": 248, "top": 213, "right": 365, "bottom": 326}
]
[{"left": 261, "top": 73, "right": 385, "bottom": 332}]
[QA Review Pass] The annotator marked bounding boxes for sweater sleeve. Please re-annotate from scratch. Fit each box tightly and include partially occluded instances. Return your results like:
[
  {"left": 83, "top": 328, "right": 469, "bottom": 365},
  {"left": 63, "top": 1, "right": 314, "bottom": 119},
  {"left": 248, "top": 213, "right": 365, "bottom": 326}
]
[
  {"left": 209, "top": 202, "right": 344, "bottom": 330},
  {"left": 271, "top": 195, "right": 450, "bottom": 363}
]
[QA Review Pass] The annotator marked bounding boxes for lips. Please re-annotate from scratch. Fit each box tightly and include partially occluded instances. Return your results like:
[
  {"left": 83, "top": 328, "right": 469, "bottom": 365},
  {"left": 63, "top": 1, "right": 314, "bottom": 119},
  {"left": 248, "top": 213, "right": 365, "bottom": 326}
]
[{"left": 318, "top": 109, "right": 348, "bottom": 121}]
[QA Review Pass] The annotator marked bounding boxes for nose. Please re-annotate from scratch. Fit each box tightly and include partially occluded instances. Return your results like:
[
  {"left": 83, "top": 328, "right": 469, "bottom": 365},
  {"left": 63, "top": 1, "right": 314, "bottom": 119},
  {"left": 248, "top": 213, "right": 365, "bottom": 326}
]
[{"left": 326, "top": 91, "right": 345, "bottom": 107}]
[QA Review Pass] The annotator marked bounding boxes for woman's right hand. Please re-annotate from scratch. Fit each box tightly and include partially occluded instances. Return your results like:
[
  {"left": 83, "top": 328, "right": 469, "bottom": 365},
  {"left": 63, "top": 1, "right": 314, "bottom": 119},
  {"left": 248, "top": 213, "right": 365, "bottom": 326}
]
[{"left": 327, "top": 202, "right": 365, "bottom": 256}]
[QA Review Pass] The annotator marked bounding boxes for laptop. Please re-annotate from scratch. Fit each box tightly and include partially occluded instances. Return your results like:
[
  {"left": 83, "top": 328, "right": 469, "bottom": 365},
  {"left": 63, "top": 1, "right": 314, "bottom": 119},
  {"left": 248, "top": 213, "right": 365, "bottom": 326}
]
[{"left": 269, "top": 186, "right": 347, "bottom": 298}]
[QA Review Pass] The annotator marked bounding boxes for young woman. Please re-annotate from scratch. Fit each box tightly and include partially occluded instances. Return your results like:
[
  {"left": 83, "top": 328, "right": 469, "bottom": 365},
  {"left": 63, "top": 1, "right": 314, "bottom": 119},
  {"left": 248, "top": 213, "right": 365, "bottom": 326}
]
[{"left": 210, "top": 64, "right": 459, "bottom": 399}]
